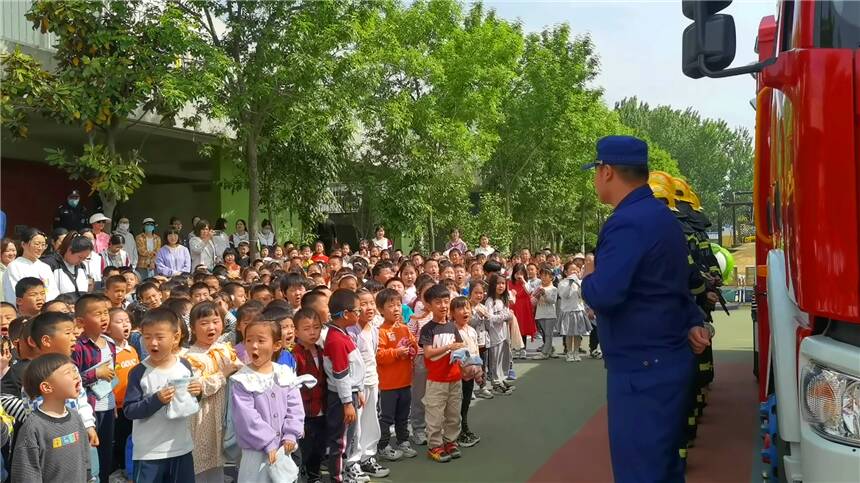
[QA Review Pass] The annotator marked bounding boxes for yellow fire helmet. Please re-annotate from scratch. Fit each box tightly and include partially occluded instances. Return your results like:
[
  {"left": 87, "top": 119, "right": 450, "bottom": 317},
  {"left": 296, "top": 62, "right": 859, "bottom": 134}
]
[
  {"left": 689, "top": 190, "right": 703, "bottom": 212},
  {"left": 649, "top": 182, "right": 679, "bottom": 212},
  {"left": 672, "top": 177, "right": 697, "bottom": 204},
  {"left": 649, "top": 170, "right": 676, "bottom": 193}
]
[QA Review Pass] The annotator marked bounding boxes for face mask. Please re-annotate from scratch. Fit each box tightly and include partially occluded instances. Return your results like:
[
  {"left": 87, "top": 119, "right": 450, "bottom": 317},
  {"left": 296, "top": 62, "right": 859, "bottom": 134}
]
[
  {"left": 118, "top": 222, "right": 130, "bottom": 231},
  {"left": 144, "top": 225, "right": 155, "bottom": 234},
  {"left": 68, "top": 198, "right": 79, "bottom": 208}
]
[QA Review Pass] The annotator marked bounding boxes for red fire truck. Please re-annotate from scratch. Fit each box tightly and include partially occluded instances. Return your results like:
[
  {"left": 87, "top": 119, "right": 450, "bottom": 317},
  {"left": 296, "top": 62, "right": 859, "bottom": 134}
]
[{"left": 682, "top": 1, "right": 860, "bottom": 481}]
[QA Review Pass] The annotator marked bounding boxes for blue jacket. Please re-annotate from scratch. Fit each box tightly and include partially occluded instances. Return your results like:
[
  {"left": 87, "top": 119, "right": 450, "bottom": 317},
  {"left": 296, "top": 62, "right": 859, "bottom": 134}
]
[{"left": 582, "top": 185, "right": 702, "bottom": 372}]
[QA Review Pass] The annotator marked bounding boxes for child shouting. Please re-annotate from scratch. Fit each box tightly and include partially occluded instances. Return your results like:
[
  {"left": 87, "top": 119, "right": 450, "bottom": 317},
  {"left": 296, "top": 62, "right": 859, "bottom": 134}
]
[
  {"left": 12, "top": 354, "right": 91, "bottom": 482},
  {"left": 108, "top": 307, "right": 140, "bottom": 480}
]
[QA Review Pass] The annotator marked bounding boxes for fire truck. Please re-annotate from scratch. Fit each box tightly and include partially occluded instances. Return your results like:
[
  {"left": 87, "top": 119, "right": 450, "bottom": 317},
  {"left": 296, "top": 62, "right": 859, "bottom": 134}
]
[{"left": 682, "top": 1, "right": 860, "bottom": 481}]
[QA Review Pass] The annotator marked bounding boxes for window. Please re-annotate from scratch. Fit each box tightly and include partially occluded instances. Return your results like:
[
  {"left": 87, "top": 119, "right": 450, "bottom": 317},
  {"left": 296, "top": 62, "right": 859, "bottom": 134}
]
[{"left": 816, "top": 1, "right": 860, "bottom": 48}]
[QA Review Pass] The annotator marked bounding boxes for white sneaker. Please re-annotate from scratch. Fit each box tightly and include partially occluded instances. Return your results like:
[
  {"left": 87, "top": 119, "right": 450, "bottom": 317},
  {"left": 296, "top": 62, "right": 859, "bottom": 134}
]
[
  {"left": 379, "top": 445, "right": 403, "bottom": 461},
  {"left": 565, "top": 353, "right": 576, "bottom": 362},
  {"left": 398, "top": 441, "right": 418, "bottom": 458},
  {"left": 532, "top": 353, "right": 548, "bottom": 360},
  {"left": 573, "top": 354, "right": 582, "bottom": 362},
  {"left": 347, "top": 463, "right": 371, "bottom": 483}
]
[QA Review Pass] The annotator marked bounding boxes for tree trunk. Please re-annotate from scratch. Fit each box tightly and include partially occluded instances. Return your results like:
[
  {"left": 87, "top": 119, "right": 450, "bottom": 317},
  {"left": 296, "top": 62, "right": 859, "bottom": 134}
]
[
  {"left": 428, "top": 210, "right": 436, "bottom": 252},
  {"left": 247, "top": 129, "right": 260, "bottom": 259},
  {"left": 101, "top": 125, "right": 119, "bottom": 228}
]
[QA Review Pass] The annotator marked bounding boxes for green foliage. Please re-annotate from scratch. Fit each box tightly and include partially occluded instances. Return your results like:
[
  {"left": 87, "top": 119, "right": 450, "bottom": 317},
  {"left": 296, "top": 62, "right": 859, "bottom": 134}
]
[
  {"left": 470, "top": 192, "right": 515, "bottom": 254},
  {"left": 0, "top": 0, "right": 218, "bottom": 204},
  {"left": 615, "top": 97, "right": 754, "bottom": 222},
  {"left": 345, "top": 0, "right": 523, "bottom": 243}
]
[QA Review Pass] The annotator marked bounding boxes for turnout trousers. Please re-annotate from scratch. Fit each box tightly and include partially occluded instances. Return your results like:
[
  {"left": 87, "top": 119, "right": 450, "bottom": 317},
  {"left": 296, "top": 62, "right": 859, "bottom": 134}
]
[{"left": 607, "top": 359, "right": 694, "bottom": 483}]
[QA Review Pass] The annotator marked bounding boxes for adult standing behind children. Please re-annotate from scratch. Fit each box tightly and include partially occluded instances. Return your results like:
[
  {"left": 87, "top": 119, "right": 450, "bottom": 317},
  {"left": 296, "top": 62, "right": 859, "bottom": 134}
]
[
  {"left": 581, "top": 135, "right": 711, "bottom": 483},
  {"left": 2, "top": 228, "right": 57, "bottom": 304}
]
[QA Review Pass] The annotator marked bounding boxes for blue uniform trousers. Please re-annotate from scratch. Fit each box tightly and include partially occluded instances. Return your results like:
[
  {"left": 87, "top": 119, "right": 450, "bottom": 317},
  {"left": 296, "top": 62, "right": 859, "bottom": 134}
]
[{"left": 607, "top": 360, "right": 694, "bottom": 483}]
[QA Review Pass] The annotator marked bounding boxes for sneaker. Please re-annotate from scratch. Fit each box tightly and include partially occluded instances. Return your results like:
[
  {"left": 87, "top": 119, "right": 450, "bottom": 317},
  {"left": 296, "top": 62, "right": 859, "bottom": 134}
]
[
  {"left": 492, "top": 384, "right": 512, "bottom": 395},
  {"left": 458, "top": 431, "right": 480, "bottom": 448},
  {"left": 532, "top": 353, "right": 548, "bottom": 360},
  {"left": 346, "top": 463, "right": 371, "bottom": 482},
  {"left": 501, "top": 380, "right": 516, "bottom": 390},
  {"left": 360, "top": 457, "right": 390, "bottom": 478},
  {"left": 398, "top": 441, "right": 418, "bottom": 458},
  {"left": 590, "top": 349, "right": 603, "bottom": 359},
  {"left": 565, "top": 353, "right": 576, "bottom": 362},
  {"left": 476, "top": 388, "right": 494, "bottom": 399},
  {"left": 379, "top": 445, "right": 403, "bottom": 462},
  {"left": 573, "top": 354, "right": 582, "bottom": 362},
  {"left": 444, "top": 442, "right": 462, "bottom": 459},
  {"left": 506, "top": 369, "right": 517, "bottom": 380},
  {"left": 428, "top": 446, "right": 452, "bottom": 463},
  {"left": 410, "top": 430, "right": 428, "bottom": 446}
]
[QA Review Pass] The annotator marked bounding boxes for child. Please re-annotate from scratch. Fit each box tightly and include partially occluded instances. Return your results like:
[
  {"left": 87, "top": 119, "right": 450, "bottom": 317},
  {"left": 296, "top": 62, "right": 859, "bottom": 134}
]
[
  {"left": 231, "top": 318, "right": 307, "bottom": 483},
  {"left": 185, "top": 301, "right": 241, "bottom": 482},
  {"left": 279, "top": 274, "right": 307, "bottom": 311},
  {"left": 71, "top": 293, "right": 117, "bottom": 483},
  {"left": 468, "top": 281, "right": 493, "bottom": 399},
  {"left": 0, "top": 302, "right": 16, "bottom": 337},
  {"left": 346, "top": 289, "right": 389, "bottom": 479},
  {"left": 451, "top": 296, "right": 481, "bottom": 447},
  {"left": 375, "top": 288, "right": 418, "bottom": 461},
  {"left": 557, "top": 261, "right": 590, "bottom": 362},
  {"left": 419, "top": 283, "right": 465, "bottom": 463},
  {"left": 12, "top": 354, "right": 91, "bottom": 482},
  {"left": 105, "top": 274, "right": 129, "bottom": 309},
  {"left": 108, "top": 307, "right": 140, "bottom": 480},
  {"left": 532, "top": 268, "right": 559, "bottom": 360},
  {"left": 124, "top": 307, "right": 202, "bottom": 483},
  {"left": 406, "top": 278, "right": 435, "bottom": 446},
  {"left": 250, "top": 284, "right": 274, "bottom": 305},
  {"left": 484, "top": 275, "right": 514, "bottom": 395},
  {"left": 324, "top": 289, "right": 366, "bottom": 483},
  {"left": 233, "top": 301, "right": 265, "bottom": 360},
  {"left": 136, "top": 282, "right": 163, "bottom": 310},
  {"left": 15, "top": 277, "right": 46, "bottom": 317},
  {"left": 101, "top": 234, "right": 131, "bottom": 270},
  {"left": 190, "top": 282, "right": 211, "bottom": 304},
  {"left": 260, "top": 305, "right": 297, "bottom": 370},
  {"left": 292, "top": 308, "right": 327, "bottom": 483}
]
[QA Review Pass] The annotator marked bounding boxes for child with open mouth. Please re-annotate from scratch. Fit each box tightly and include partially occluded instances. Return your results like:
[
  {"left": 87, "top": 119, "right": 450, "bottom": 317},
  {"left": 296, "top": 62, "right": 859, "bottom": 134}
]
[{"left": 185, "top": 301, "right": 241, "bottom": 483}]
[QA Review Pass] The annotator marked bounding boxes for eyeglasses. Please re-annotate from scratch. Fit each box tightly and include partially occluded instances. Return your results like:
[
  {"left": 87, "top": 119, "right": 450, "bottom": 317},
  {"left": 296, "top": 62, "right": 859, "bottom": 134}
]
[
  {"left": 336, "top": 307, "right": 362, "bottom": 318},
  {"left": 28, "top": 241, "right": 47, "bottom": 248}
]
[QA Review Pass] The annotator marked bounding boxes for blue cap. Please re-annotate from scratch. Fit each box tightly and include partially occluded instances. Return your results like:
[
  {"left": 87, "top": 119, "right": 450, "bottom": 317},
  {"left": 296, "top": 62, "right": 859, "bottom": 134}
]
[{"left": 582, "top": 135, "right": 648, "bottom": 170}]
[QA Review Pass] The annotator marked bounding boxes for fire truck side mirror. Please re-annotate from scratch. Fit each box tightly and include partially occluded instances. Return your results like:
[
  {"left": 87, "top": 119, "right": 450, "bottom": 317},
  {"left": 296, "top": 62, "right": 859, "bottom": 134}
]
[{"left": 682, "top": 14, "right": 737, "bottom": 79}]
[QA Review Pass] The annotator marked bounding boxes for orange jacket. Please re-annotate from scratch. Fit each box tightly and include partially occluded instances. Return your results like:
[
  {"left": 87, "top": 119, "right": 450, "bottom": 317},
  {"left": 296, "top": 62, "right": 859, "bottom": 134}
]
[{"left": 376, "top": 321, "right": 418, "bottom": 390}]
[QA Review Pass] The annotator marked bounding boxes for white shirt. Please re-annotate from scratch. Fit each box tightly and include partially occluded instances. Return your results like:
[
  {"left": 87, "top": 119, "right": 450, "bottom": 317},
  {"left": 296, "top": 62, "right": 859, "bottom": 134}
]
[
  {"left": 534, "top": 284, "right": 558, "bottom": 320},
  {"left": 114, "top": 229, "right": 139, "bottom": 267},
  {"left": 53, "top": 260, "right": 89, "bottom": 296},
  {"left": 372, "top": 237, "right": 391, "bottom": 250},
  {"left": 2, "top": 257, "right": 57, "bottom": 304},
  {"left": 558, "top": 275, "right": 586, "bottom": 313},
  {"left": 474, "top": 245, "right": 495, "bottom": 256}
]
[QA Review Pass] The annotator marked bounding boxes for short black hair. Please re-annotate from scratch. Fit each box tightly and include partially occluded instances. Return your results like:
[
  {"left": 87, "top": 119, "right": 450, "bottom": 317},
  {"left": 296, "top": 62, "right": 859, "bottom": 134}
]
[
  {"left": 293, "top": 307, "right": 321, "bottom": 328},
  {"left": 105, "top": 275, "right": 128, "bottom": 290},
  {"left": 280, "top": 273, "right": 307, "bottom": 293},
  {"left": 190, "top": 282, "right": 210, "bottom": 294},
  {"left": 301, "top": 290, "right": 327, "bottom": 309},
  {"left": 189, "top": 301, "right": 219, "bottom": 326},
  {"left": 236, "top": 300, "right": 265, "bottom": 322},
  {"left": 136, "top": 282, "right": 159, "bottom": 298},
  {"left": 375, "top": 288, "right": 402, "bottom": 310},
  {"left": 613, "top": 164, "right": 650, "bottom": 183},
  {"left": 74, "top": 293, "right": 110, "bottom": 318},
  {"left": 140, "top": 307, "right": 180, "bottom": 332},
  {"left": 261, "top": 305, "right": 293, "bottom": 324},
  {"left": 15, "top": 277, "right": 44, "bottom": 299},
  {"left": 29, "top": 312, "right": 75, "bottom": 348},
  {"left": 424, "top": 283, "right": 451, "bottom": 303},
  {"left": 23, "top": 353, "right": 73, "bottom": 399},
  {"left": 450, "top": 295, "right": 470, "bottom": 311},
  {"left": 250, "top": 284, "right": 274, "bottom": 297},
  {"left": 329, "top": 289, "right": 359, "bottom": 319}
]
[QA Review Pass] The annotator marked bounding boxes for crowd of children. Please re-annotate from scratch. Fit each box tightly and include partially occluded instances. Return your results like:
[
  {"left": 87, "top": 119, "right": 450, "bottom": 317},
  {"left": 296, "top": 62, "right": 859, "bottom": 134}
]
[{"left": 0, "top": 221, "right": 598, "bottom": 483}]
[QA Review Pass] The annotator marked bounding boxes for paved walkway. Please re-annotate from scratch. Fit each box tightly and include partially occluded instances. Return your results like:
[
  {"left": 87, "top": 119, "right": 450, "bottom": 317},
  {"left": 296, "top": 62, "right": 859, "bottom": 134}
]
[{"left": 384, "top": 308, "right": 758, "bottom": 483}]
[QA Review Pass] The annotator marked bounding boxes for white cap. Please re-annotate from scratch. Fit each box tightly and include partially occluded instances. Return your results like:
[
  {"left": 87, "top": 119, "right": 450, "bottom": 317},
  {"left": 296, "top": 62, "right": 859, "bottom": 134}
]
[
  {"left": 572, "top": 253, "right": 585, "bottom": 261},
  {"left": 89, "top": 213, "right": 110, "bottom": 224},
  {"left": 142, "top": 217, "right": 156, "bottom": 225}
]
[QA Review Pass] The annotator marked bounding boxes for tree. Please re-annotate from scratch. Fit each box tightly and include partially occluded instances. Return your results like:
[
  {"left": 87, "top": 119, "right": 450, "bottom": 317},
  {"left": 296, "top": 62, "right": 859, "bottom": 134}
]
[
  {"left": 1, "top": 0, "right": 218, "bottom": 217},
  {"left": 615, "top": 97, "right": 754, "bottom": 223},
  {"left": 345, "top": 0, "right": 523, "bottom": 249},
  {"left": 179, "top": 0, "right": 374, "bottom": 256}
]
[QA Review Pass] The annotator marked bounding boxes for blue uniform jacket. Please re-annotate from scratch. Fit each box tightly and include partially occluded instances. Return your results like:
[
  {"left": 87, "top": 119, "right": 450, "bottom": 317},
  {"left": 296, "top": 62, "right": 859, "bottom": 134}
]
[{"left": 582, "top": 185, "right": 703, "bottom": 372}]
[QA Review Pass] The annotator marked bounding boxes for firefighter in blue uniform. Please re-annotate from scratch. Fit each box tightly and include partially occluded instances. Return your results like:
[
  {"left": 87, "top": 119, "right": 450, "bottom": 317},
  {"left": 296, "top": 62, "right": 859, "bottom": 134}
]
[{"left": 581, "top": 135, "right": 712, "bottom": 483}]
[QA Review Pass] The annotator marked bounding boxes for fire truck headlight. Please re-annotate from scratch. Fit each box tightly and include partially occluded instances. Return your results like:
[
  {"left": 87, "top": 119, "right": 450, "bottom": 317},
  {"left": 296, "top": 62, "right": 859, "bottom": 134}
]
[{"left": 801, "top": 362, "right": 860, "bottom": 446}]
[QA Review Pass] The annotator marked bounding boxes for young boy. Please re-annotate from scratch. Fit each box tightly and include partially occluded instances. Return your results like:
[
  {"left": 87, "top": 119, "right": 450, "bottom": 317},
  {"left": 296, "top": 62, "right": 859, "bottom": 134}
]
[
  {"left": 189, "top": 282, "right": 211, "bottom": 304},
  {"left": 532, "top": 267, "right": 558, "bottom": 360},
  {"left": 346, "top": 289, "right": 389, "bottom": 479},
  {"left": 136, "top": 282, "right": 162, "bottom": 310},
  {"left": 260, "top": 305, "right": 297, "bottom": 370},
  {"left": 249, "top": 284, "right": 273, "bottom": 305},
  {"left": 451, "top": 297, "right": 481, "bottom": 447},
  {"left": 324, "top": 289, "right": 366, "bottom": 483},
  {"left": 25, "top": 312, "right": 98, "bottom": 475},
  {"left": 375, "top": 288, "right": 418, "bottom": 461},
  {"left": 419, "top": 283, "right": 465, "bottom": 463},
  {"left": 124, "top": 307, "right": 201, "bottom": 482},
  {"left": 104, "top": 275, "right": 129, "bottom": 309},
  {"left": 1, "top": 302, "right": 17, "bottom": 337},
  {"left": 292, "top": 308, "right": 327, "bottom": 483},
  {"left": 15, "top": 278, "right": 46, "bottom": 317},
  {"left": 12, "top": 354, "right": 91, "bottom": 482},
  {"left": 71, "top": 293, "right": 116, "bottom": 483},
  {"left": 280, "top": 273, "right": 307, "bottom": 310},
  {"left": 108, "top": 307, "right": 140, "bottom": 479}
]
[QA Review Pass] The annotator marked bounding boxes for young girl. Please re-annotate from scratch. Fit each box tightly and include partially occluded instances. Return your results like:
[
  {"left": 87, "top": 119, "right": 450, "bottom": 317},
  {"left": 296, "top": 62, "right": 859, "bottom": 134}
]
[
  {"left": 532, "top": 268, "right": 559, "bottom": 360},
  {"left": 451, "top": 296, "right": 481, "bottom": 448},
  {"left": 557, "top": 261, "right": 590, "bottom": 362},
  {"left": 397, "top": 261, "right": 419, "bottom": 307},
  {"left": 484, "top": 274, "right": 515, "bottom": 395},
  {"left": 507, "top": 263, "right": 537, "bottom": 360},
  {"left": 468, "top": 281, "right": 493, "bottom": 399},
  {"left": 108, "top": 307, "right": 140, "bottom": 481},
  {"left": 231, "top": 319, "right": 307, "bottom": 483},
  {"left": 185, "top": 301, "right": 241, "bottom": 483}
]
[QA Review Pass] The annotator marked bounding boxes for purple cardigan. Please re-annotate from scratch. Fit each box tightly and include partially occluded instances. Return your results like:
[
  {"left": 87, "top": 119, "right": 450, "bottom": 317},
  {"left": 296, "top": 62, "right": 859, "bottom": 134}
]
[
  {"left": 231, "top": 368, "right": 305, "bottom": 452},
  {"left": 155, "top": 244, "right": 191, "bottom": 276}
]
